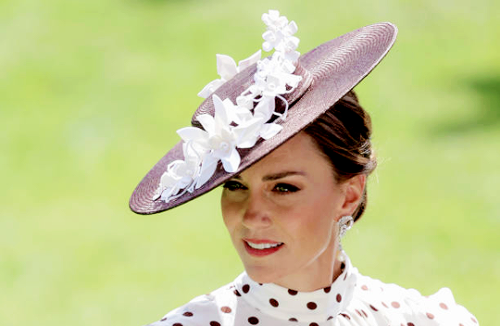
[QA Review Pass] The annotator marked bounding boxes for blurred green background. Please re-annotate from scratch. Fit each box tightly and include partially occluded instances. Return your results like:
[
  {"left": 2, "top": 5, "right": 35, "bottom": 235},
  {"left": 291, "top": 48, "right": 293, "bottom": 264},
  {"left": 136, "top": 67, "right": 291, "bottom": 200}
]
[{"left": 0, "top": 0, "right": 498, "bottom": 324}]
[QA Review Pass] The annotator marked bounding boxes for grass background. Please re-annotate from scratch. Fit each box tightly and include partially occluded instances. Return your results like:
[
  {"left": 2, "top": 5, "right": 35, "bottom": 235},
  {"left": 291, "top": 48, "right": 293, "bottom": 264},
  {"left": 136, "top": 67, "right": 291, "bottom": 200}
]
[{"left": 0, "top": 0, "right": 498, "bottom": 325}]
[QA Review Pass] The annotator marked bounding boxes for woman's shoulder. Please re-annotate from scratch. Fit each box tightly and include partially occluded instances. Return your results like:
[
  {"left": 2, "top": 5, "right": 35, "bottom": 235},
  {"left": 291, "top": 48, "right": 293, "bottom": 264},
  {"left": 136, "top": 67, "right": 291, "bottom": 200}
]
[
  {"left": 144, "top": 281, "right": 238, "bottom": 326},
  {"left": 350, "top": 270, "right": 479, "bottom": 325}
]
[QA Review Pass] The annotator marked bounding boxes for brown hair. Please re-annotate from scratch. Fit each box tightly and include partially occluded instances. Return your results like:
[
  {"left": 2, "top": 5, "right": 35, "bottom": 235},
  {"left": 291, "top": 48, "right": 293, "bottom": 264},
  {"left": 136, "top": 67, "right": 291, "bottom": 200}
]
[{"left": 304, "top": 90, "right": 376, "bottom": 222}]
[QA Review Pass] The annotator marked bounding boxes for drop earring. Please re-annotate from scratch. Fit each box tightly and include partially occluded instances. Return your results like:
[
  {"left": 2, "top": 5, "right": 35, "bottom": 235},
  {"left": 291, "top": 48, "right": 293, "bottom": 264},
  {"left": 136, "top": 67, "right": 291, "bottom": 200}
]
[
  {"left": 337, "top": 215, "right": 354, "bottom": 253},
  {"left": 338, "top": 215, "right": 354, "bottom": 239}
]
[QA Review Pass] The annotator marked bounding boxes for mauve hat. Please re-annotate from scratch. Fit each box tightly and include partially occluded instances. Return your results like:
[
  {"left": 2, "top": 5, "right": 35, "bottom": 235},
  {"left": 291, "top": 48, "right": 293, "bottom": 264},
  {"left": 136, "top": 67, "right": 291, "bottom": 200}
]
[{"left": 130, "top": 10, "right": 397, "bottom": 215}]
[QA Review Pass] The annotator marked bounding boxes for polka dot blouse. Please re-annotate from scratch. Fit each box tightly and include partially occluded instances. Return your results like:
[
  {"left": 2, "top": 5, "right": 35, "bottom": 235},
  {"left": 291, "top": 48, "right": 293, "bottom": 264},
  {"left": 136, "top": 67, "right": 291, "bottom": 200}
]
[{"left": 146, "top": 253, "right": 479, "bottom": 326}]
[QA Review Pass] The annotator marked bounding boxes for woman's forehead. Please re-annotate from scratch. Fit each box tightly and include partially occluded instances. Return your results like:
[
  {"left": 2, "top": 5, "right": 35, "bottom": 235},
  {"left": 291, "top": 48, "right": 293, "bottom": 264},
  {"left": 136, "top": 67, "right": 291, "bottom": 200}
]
[
  {"left": 236, "top": 133, "right": 328, "bottom": 179},
  {"left": 262, "top": 133, "right": 321, "bottom": 162}
]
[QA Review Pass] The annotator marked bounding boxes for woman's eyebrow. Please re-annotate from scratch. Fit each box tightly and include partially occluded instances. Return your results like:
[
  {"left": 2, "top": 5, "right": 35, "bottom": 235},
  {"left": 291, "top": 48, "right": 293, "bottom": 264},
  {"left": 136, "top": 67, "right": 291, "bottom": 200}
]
[{"left": 262, "top": 171, "right": 306, "bottom": 181}]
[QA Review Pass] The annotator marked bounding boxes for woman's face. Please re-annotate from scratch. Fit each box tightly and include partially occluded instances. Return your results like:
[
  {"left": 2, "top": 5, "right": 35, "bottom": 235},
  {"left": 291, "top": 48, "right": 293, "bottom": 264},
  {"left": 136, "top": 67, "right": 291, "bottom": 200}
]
[{"left": 221, "top": 132, "right": 364, "bottom": 291}]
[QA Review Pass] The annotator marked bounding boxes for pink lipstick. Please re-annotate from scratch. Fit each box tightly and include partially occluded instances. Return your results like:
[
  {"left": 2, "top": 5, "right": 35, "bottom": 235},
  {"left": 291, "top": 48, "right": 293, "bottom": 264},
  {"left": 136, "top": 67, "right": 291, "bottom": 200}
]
[{"left": 243, "top": 239, "right": 284, "bottom": 257}]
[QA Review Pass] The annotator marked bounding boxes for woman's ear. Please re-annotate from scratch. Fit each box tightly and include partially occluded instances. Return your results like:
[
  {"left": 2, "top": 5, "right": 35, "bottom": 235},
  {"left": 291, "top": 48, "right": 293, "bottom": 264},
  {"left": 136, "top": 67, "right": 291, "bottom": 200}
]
[{"left": 338, "top": 174, "right": 366, "bottom": 219}]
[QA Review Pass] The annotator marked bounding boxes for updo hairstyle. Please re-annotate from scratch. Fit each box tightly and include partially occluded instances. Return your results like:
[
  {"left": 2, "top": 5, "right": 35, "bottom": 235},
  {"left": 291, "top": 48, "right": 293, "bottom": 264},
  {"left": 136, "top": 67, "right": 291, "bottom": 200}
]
[{"left": 304, "top": 90, "right": 376, "bottom": 222}]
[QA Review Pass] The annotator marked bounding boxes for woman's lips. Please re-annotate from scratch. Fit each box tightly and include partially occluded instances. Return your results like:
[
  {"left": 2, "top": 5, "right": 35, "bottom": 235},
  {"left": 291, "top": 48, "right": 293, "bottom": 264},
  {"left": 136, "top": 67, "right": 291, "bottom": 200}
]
[{"left": 243, "top": 239, "right": 284, "bottom": 257}]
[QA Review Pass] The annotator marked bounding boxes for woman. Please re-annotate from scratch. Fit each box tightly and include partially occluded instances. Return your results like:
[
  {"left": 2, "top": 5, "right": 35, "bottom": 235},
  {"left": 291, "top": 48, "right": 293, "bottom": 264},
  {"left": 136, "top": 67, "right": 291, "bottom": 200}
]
[{"left": 130, "top": 10, "right": 479, "bottom": 326}]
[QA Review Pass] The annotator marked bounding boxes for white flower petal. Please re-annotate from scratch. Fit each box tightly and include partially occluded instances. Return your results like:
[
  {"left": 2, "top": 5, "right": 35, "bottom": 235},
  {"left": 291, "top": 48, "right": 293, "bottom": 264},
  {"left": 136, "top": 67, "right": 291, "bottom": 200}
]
[
  {"left": 222, "top": 148, "right": 241, "bottom": 173},
  {"left": 260, "top": 123, "right": 283, "bottom": 140},
  {"left": 160, "top": 186, "right": 175, "bottom": 201},
  {"left": 236, "top": 95, "right": 254, "bottom": 110},
  {"left": 152, "top": 186, "right": 163, "bottom": 200},
  {"left": 262, "top": 30, "right": 276, "bottom": 42},
  {"left": 253, "top": 97, "right": 275, "bottom": 121},
  {"left": 160, "top": 171, "right": 178, "bottom": 188},
  {"left": 177, "top": 127, "right": 208, "bottom": 143},
  {"left": 238, "top": 50, "right": 261, "bottom": 71},
  {"left": 183, "top": 141, "right": 207, "bottom": 161},
  {"left": 233, "top": 118, "right": 264, "bottom": 148},
  {"left": 212, "top": 94, "right": 232, "bottom": 127},
  {"left": 288, "top": 21, "right": 298, "bottom": 35},
  {"left": 262, "top": 41, "right": 273, "bottom": 52},
  {"left": 197, "top": 79, "right": 224, "bottom": 98},
  {"left": 216, "top": 54, "right": 238, "bottom": 81},
  {"left": 232, "top": 105, "right": 254, "bottom": 124},
  {"left": 196, "top": 155, "right": 218, "bottom": 188},
  {"left": 196, "top": 114, "right": 216, "bottom": 135}
]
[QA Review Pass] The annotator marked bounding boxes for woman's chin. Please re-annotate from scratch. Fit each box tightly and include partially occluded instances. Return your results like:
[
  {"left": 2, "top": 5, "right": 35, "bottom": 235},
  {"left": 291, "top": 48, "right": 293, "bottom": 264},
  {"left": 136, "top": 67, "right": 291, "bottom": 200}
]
[{"left": 244, "top": 264, "right": 285, "bottom": 285}]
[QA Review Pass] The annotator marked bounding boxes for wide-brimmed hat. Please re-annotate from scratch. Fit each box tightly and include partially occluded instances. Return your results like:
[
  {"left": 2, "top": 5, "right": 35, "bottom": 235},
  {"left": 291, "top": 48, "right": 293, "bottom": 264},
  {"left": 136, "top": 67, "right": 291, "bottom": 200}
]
[{"left": 130, "top": 10, "right": 397, "bottom": 215}]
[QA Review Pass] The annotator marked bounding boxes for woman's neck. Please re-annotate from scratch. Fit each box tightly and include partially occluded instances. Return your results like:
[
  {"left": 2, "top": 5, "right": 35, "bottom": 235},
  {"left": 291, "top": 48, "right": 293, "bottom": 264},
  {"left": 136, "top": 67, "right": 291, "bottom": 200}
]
[{"left": 271, "top": 245, "right": 343, "bottom": 292}]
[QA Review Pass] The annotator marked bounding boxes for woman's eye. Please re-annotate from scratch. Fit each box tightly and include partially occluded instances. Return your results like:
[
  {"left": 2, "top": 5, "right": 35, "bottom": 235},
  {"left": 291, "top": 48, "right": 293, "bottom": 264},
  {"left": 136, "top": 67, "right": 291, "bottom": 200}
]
[
  {"left": 223, "top": 181, "right": 247, "bottom": 191},
  {"left": 273, "top": 183, "right": 300, "bottom": 194}
]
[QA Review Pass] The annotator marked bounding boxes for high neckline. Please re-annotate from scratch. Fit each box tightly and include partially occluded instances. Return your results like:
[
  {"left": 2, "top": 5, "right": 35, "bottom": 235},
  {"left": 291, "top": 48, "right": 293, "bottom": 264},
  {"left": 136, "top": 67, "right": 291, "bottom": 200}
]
[{"left": 233, "top": 252, "right": 357, "bottom": 323}]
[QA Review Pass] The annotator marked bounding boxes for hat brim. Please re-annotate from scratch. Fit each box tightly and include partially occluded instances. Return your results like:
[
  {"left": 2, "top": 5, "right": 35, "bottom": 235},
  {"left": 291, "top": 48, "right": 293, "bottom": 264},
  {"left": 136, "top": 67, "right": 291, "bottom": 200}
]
[{"left": 130, "top": 22, "right": 398, "bottom": 215}]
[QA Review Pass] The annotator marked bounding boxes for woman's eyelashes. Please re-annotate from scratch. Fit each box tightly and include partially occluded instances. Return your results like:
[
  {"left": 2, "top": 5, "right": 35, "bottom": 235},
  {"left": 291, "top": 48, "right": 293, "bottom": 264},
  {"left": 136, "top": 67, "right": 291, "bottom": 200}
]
[
  {"left": 223, "top": 180, "right": 301, "bottom": 194},
  {"left": 223, "top": 180, "right": 247, "bottom": 191},
  {"left": 273, "top": 183, "right": 300, "bottom": 194}
]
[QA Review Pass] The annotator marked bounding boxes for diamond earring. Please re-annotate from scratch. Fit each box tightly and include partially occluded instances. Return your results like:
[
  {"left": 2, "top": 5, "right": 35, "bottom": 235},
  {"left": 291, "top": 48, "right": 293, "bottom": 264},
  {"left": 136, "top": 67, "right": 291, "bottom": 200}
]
[{"left": 338, "top": 215, "right": 354, "bottom": 239}]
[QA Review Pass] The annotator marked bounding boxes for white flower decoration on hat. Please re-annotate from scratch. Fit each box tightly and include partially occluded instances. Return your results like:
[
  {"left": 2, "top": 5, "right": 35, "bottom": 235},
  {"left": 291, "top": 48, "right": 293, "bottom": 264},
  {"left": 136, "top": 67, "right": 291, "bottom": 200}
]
[
  {"left": 197, "top": 51, "right": 262, "bottom": 99},
  {"left": 155, "top": 10, "right": 302, "bottom": 203}
]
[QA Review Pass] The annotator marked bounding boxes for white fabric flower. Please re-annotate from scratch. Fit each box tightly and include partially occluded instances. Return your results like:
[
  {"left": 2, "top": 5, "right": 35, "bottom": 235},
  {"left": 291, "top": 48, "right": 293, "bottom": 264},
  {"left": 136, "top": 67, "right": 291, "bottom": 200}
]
[
  {"left": 261, "top": 10, "right": 289, "bottom": 34},
  {"left": 178, "top": 95, "right": 241, "bottom": 175},
  {"left": 198, "top": 50, "right": 261, "bottom": 98},
  {"left": 261, "top": 10, "right": 299, "bottom": 57},
  {"left": 153, "top": 142, "right": 203, "bottom": 200}
]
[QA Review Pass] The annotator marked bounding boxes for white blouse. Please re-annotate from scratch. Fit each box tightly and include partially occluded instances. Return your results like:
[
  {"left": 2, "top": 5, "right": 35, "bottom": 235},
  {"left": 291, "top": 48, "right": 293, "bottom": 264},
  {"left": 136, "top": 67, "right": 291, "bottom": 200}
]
[{"left": 146, "top": 253, "right": 479, "bottom": 326}]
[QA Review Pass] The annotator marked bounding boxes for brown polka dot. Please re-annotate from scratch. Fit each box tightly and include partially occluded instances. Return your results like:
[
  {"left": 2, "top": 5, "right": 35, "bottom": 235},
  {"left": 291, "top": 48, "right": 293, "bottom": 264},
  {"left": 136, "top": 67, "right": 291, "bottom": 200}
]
[
  {"left": 233, "top": 289, "right": 241, "bottom": 297},
  {"left": 459, "top": 324, "right": 464, "bottom": 326},
  {"left": 269, "top": 298, "right": 279, "bottom": 307},
  {"left": 210, "top": 322, "right": 221, "bottom": 326},
  {"left": 407, "top": 323, "right": 415, "bottom": 326},
  {"left": 344, "top": 273, "right": 348, "bottom": 281},
  {"left": 248, "top": 316, "right": 259, "bottom": 325},
  {"left": 160, "top": 317, "right": 167, "bottom": 321},
  {"left": 242, "top": 284, "right": 250, "bottom": 293},
  {"left": 355, "top": 309, "right": 363, "bottom": 317},
  {"left": 310, "top": 323, "right": 319, "bottom": 326},
  {"left": 327, "top": 316, "right": 333, "bottom": 321},
  {"left": 370, "top": 305, "right": 378, "bottom": 311},
  {"left": 382, "top": 302, "right": 388, "bottom": 308},
  {"left": 288, "top": 289, "right": 298, "bottom": 295},
  {"left": 336, "top": 294, "right": 342, "bottom": 302},
  {"left": 258, "top": 283, "right": 263, "bottom": 286},
  {"left": 307, "top": 302, "right": 317, "bottom": 310},
  {"left": 220, "top": 306, "right": 232, "bottom": 313},
  {"left": 362, "top": 310, "right": 368, "bottom": 317},
  {"left": 426, "top": 312, "right": 434, "bottom": 319},
  {"left": 173, "top": 324, "right": 183, "bottom": 326},
  {"left": 392, "top": 301, "right": 401, "bottom": 308},
  {"left": 324, "top": 286, "right": 331, "bottom": 293},
  {"left": 361, "top": 285, "right": 369, "bottom": 291},
  {"left": 340, "top": 313, "right": 351, "bottom": 320},
  {"left": 183, "top": 312, "right": 193, "bottom": 317},
  {"left": 440, "top": 302, "right": 448, "bottom": 310},
  {"left": 288, "top": 318, "right": 298, "bottom": 322},
  {"left": 471, "top": 317, "right": 478, "bottom": 324}
]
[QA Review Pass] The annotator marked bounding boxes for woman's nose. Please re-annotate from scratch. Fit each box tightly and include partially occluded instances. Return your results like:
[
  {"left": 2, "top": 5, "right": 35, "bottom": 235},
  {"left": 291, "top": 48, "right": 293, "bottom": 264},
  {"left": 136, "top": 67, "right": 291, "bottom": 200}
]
[{"left": 242, "top": 192, "right": 272, "bottom": 229}]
